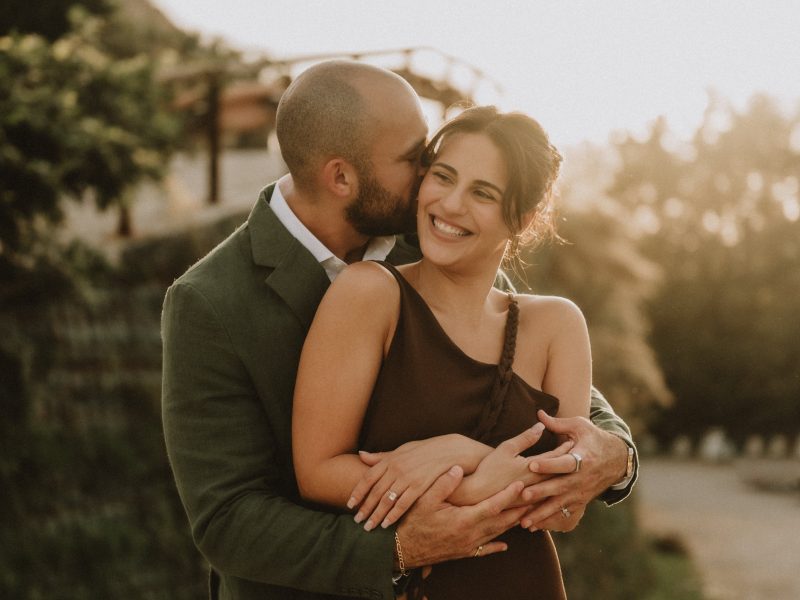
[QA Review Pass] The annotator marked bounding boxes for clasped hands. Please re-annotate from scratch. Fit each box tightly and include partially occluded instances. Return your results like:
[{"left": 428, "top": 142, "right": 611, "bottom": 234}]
[{"left": 348, "top": 409, "right": 622, "bottom": 546}]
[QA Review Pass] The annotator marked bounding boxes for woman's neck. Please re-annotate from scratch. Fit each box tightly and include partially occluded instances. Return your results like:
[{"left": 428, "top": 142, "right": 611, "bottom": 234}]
[{"left": 409, "top": 254, "right": 506, "bottom": 324}]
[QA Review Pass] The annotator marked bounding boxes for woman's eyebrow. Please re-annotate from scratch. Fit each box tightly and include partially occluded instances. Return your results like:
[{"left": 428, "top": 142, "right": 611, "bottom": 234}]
[{"left": 434, "top": 162, "right": 504, "bottom": 196}]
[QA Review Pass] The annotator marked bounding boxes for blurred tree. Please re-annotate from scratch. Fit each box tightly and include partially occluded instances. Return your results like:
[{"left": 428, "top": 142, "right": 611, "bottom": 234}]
[
  {"left": 0, "top": 0, "right": 109, "bottom": 40},
  {"left": 512, "top": 144, "right": 671, "bottom": 428},
  {"left": 0, "top": 10, "right": 178, "bottom": 285},
  {"left": 608, "top": 95, "right": 800, "bottom": 444}
]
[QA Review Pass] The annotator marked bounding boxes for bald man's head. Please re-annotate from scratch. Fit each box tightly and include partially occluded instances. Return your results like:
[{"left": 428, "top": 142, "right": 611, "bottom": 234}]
[{"left": 275, "top": 60, "right": 419, "bottom": 189}]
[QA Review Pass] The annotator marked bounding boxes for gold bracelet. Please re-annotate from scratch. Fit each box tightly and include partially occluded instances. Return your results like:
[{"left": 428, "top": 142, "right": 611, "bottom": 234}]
[{"left": 394, "top": 531, "right": 408, "bottom": 577}]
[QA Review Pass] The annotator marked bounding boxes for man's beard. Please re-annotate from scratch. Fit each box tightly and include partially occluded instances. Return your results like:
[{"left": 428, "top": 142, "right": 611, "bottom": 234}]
[{"left": 345, "top": 169, "right": 420, "bottom": 237}]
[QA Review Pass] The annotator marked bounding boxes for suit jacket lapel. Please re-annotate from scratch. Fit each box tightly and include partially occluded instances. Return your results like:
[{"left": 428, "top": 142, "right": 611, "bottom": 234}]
[{"left": 248, "top": 184, "right": 331, "bottom": 330}]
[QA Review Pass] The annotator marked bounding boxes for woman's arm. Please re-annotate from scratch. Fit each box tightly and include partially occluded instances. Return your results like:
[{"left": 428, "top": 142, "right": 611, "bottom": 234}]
[
  {"left": 292, "top": 262, "right": 398, "bottom": 511},
  {"left": 540, "top": 297, "right": 592, "bottom": 420}
]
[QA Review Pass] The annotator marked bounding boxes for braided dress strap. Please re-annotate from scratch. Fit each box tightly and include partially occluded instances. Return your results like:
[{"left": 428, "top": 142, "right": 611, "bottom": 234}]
[{"left": 471, "top": 293, "right": 520, "bottom": 443}]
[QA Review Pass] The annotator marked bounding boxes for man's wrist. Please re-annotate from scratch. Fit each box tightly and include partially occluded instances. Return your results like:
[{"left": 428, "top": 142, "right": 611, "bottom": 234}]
[
  {"left": 392, "top": 530, "right": 413, "bottom": 596},
  {"left": 608, "top": 436, "right": 636, "bottom": 490}
]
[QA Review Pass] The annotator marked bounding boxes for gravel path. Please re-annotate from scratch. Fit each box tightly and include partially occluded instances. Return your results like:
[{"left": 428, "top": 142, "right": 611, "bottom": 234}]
[{"left": 636, "top": 458, "right": 800, "bottom": 600}]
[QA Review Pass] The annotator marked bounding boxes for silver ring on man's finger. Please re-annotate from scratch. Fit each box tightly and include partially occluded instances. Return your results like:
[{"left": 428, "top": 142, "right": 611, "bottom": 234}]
[
  {"left": 569, "top": 452, "right": 582, "bottom": 473},
  {"left": 387, "top": 490, "right": 398, "bottom": 502},
  {"left": 560, "top": 506, "right": 571, "bottom": 519}
]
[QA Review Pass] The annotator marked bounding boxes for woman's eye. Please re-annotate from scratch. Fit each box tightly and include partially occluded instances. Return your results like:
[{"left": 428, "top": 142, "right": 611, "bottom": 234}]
[
  {"left": 475, "top": 189, "right": 496, "bottom": 201},
  {"left": 433, "top": 171, "right": 452, "bottom": 183}
]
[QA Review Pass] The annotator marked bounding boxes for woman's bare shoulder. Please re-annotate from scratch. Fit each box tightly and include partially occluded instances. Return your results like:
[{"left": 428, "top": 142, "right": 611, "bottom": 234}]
[
  {"left": 335, "top": 260, "right": 398, "bottom": 289},
  {"left": 515, "top": 293, "right": 586, "bottom": 330},
  {"left": 322, "top": 261, "right": 401, "bottom": 313}
]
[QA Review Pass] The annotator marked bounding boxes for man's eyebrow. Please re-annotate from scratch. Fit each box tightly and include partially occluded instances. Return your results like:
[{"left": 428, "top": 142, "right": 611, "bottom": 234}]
[{"left": 433, "top": 162, "right": 505, "bottom": 196}]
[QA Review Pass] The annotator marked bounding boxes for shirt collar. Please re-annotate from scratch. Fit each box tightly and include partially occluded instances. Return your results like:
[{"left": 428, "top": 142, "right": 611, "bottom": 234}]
[{"left": 269, "top": 184, "right": 396, "bottom": 281}]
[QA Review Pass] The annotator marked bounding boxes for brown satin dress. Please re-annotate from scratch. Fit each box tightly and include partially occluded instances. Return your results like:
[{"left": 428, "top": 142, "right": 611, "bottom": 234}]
[{"left": 359, "top": 262, "right": 567, "bottom": 600}]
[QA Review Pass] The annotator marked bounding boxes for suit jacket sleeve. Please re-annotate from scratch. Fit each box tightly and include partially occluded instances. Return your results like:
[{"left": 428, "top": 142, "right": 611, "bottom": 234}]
[
  {"left": 589, "top": 386, "right": 638, "bottom": 506},
  {"left": 161, "top": 281, "right": 395, "bottom": 599}
]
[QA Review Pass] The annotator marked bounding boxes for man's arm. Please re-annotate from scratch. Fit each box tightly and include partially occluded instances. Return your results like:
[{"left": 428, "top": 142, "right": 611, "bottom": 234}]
[
  {"left": 162, "top": 282, "right": 394, "bottom": 599},
  {"left": 588, "top": 386, "right": 638, "bottom": 505}
]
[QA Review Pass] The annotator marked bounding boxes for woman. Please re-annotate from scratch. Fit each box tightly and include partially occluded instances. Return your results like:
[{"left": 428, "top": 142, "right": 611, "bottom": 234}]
[{"left": 292, "top": 106, "right": 591, "bottom": 599}]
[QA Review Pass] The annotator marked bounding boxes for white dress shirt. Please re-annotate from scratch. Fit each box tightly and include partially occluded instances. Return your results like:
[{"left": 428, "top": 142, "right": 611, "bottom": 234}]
[{"left": 269, "top": 184, "right": 396, "bottom": 282}]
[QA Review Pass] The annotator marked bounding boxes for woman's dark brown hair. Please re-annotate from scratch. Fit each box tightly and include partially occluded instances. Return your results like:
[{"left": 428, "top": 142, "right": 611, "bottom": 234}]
[{"left": 422, "top": 105, "right": 563, "bottom": 257}]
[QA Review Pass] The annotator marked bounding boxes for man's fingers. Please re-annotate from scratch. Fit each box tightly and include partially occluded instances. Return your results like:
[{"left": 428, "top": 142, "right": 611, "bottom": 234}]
[
  {"left": 529, "top": 452, "right": 581, "bottom": 475},
  {"left": 534, "top": 440, "right": 575, "bottom": 460},
  {"left": 498, "top": 423, "right": 545, "bottom": 456},
  {"left": 521, "top": 476, "right": 566, "bottom": 504},
  {"left": 419, "top": 465, "right": 463, "bottom": 506},
  {"left": 469, "top": 540, "right": 508, "bottom": 559},
  {"left": 520, "top": 496, "right": 568, "bottom": 527},
  {"left": 525, "top": 503, "right": 585, "bottom": 532}
]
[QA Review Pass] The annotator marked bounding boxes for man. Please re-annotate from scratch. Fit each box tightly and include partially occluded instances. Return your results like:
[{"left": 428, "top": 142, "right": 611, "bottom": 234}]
[{"left": 161, "top": 60, "right": 637, "bottom": 600}]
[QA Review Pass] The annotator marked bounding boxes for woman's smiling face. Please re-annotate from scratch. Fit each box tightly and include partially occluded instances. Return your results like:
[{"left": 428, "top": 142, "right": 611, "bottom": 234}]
[{"left": 417, "top": 132, "right": 511, "bottom": 270}]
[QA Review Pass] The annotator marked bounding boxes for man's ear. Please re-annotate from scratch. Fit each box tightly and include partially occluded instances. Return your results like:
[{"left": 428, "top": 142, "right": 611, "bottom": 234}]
[{"left": 320, "top": 157, "right": 358, "bottom": 200}]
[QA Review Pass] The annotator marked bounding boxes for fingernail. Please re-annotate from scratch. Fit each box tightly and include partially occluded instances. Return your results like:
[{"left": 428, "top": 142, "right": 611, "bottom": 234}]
[
  {"left": 523, "top": 489, "right": 533, "bottom": 501},
  {"left": 363, "top": 519, "right": 374, "bottom": 531},
  {"left": 521, "top": 520, "right": 530, "bottom": 528},
  {"left": 500, "top": 544, "right": 508, "bottom": 552},
  {"left": 381, "top": 519, "right": 390, "bottom": 529},
  {"left": 346, "top": 497, "right": 356, "bottom": 509},
  {"left": 449, "top": 465, "right": 461, "bottom": 476},
  {"left": 354, "top": 512, "right": 364, "bottom": 524},
  {"left": 528, "top": 462, "right": 538, "bottom": 473},
  {"left": 529, "top": 527, "right": 538, "bottom": 533},
  {"left": 532, "top": 423, "right": 544, "bottom": 433},
  {"left": 358, "top": 450, "right": 369, "bottom": 455}
]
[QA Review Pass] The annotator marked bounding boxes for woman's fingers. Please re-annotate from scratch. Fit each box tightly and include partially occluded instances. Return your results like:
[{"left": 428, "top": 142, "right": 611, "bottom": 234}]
[
  {"left": 379, "top": 487, "right": 418, "bottom": 529},
  {"left": 364, "top": 484, "right": 410, "bottom": 531},
  {"left": 347, "top": 461, "right": 388, "bottom": 510},
  {"left": 497, "top": 423, "right": 545, "bottom": 456},
  {"left": 370, "top": 487, "right": 421, "bottom": 529},
  {"left": 355, "top": 476, "right": 396, "bottom": 529},
  {"left": 357, "top": 450, "right": 385, "bottom": 466}
]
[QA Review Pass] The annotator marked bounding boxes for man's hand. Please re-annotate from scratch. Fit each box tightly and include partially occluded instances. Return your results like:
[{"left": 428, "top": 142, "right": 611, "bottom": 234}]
[
  {"left": 397, "top": 465, "right": 528, "bottom": 568},
  {"left": 518, "top": 410, "right": 629, "bottom": 531}
]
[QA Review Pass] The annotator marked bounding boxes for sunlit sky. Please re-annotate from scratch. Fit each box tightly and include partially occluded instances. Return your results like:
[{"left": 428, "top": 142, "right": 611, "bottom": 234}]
[{"left": 153, "top": 0, "right": 800, "bottom": 147}]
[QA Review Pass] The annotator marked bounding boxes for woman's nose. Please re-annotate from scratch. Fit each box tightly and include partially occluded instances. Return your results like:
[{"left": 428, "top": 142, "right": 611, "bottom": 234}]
[{"left": 439, "top": 187, "right": 467, "bottom": 214}]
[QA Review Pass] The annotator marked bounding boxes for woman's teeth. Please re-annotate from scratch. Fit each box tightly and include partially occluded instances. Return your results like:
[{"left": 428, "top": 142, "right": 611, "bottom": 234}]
[{"left": 432, "top": 216, "right": 470, "bottom": 237}]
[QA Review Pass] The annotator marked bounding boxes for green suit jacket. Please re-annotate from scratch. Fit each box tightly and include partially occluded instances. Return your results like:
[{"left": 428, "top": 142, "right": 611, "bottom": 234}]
[{"left": 161, "top": 184, "right": 637, "bottom": 600}]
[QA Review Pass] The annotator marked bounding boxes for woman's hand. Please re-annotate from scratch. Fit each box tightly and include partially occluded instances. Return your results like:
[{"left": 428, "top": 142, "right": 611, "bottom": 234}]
[
  {"left": 452, "top": 427, "right": 575, "bottom": 507},
  {"left": 348, "top": 434, "right": 488, "bottom": 531}
]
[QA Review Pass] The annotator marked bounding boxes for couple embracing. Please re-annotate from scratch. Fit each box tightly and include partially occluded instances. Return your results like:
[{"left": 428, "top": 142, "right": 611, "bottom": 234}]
[{"left": 161, "top": 60, "right": 637, "bottom": 600}]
